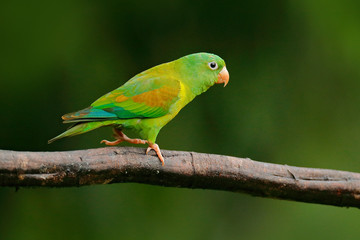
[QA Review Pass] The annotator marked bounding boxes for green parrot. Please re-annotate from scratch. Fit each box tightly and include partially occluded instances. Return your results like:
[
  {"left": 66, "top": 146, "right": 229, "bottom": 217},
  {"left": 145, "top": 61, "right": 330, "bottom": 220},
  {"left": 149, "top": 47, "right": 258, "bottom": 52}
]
[{"left": 49, "top": 52, "right": 229, "bottom": 165}]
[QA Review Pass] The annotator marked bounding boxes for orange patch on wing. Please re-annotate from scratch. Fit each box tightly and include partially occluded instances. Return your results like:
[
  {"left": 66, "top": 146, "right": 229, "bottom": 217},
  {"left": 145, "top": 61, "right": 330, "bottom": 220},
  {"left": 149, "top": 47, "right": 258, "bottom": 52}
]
[
  {"left": 62, "top": 110, "right": 90, "bottom": 120},
  {"left": 115, "top": 95, "right": 129, "bottom": 103},
  {"left": 132, "top": 86, "right": 178, "bottom": 108}
]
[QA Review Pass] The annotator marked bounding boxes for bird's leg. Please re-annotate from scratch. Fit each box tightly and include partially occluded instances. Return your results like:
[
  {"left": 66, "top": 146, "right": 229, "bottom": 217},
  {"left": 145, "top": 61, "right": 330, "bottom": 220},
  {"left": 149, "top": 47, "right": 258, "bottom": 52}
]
[
  {"left": 100, "top": 128, "right": 147, "bottom": 145},
  {"left": 114, "top": 129, "right": 148, "bottom": 145},
  {"left": 100, "top": 138, "right": 123, "bottom": 146},
  {"left": 101, "top": 128, "right": 165, "bottom": 165},
  {"left": 146, "top": 143, "right": 165, "bottom": 166}
]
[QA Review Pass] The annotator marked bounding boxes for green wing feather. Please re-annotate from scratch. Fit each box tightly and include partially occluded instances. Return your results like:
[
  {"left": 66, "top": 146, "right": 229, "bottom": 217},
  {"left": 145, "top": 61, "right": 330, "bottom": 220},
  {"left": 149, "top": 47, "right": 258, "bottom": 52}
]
[{"left": 62, "top": 70, "right": 181, "bottom": 123}]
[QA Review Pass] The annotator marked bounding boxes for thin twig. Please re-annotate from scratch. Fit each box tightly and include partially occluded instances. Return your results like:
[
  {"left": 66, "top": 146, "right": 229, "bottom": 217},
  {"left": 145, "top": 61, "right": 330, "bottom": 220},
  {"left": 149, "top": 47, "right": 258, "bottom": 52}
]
[{"left": 1, "top": 147, "right": 360, "bottom": 208}]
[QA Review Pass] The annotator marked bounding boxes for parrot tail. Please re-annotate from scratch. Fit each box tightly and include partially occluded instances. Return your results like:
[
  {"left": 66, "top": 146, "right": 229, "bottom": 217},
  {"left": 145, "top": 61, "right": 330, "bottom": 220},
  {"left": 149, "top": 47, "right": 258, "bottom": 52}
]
[{"left": 48, "top": 121, "right": 115, "bottom": 144}]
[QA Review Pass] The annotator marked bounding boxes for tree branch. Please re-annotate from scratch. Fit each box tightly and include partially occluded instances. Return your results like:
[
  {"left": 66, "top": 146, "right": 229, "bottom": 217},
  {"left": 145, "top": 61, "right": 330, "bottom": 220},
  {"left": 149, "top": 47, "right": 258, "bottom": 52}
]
[{"left": 1, "top": 147, "right": 360, "bottom": 208}]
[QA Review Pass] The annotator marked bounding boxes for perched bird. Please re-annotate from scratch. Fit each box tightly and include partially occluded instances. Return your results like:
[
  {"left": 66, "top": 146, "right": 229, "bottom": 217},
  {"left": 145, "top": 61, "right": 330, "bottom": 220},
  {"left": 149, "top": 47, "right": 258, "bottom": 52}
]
[{"left": 49, "top": 52, "right": 229, "bottom": 165}]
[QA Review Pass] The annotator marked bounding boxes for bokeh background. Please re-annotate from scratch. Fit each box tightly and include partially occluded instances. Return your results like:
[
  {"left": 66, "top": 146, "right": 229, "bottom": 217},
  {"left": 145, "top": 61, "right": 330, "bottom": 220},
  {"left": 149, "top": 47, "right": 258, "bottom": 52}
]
[{"left": 1, "top": 0, "right": 360, "bottom": 239}]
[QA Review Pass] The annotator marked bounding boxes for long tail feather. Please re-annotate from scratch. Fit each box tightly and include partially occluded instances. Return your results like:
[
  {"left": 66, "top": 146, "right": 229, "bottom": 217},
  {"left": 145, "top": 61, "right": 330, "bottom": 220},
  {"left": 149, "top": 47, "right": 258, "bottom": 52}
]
[{"left": 48, "top": 121, "right": 114, "bottom": 144}]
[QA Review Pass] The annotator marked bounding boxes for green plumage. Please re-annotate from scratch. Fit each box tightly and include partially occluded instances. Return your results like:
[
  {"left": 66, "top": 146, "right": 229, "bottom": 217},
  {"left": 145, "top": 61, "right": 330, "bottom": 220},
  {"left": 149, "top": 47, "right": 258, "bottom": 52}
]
[{"left": 49, "top": 53, "right": 227, "bottom": 149}]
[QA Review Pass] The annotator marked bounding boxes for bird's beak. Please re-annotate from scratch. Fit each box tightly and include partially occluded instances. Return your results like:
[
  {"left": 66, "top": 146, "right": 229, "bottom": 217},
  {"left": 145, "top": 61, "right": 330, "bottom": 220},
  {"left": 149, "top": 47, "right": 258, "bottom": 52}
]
[{"left": 216, "top": 66, "right": 229, "bottom": 87}]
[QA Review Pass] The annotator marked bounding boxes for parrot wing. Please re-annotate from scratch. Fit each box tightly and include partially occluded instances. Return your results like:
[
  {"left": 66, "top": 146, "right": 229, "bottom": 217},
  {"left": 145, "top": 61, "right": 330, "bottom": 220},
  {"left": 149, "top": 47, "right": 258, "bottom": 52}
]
[{"left": 62, "top": 74, "right": 181, "bottom": 123}]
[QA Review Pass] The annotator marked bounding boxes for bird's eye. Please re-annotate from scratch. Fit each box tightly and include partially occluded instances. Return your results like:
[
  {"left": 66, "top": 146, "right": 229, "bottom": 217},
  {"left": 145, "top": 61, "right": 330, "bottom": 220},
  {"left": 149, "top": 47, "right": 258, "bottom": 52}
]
[{"left": 208, "top": 61, "right": 218, "bottom": 70}]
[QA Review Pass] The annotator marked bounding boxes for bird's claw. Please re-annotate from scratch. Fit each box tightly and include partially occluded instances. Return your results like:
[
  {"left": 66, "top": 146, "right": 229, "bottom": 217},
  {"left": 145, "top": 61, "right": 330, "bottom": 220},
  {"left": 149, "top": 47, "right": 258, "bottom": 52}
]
[{"left": 146, "top": 143, "right": 165, "bottom": 166}]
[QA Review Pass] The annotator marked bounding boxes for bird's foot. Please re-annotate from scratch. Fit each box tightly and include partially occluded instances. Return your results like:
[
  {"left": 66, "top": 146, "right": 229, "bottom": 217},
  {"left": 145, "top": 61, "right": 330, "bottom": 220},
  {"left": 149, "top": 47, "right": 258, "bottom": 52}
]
[
  {"left": 101, "top": 129, "right": 164, "bottom": 165},
  {"left": 146, "top": 143, "right": 165, "bottom": 166},
  {"left": 101, "top": 129, "right": 147, "bottom": 146},
  {"left": 115, "top": 131, "right": 147, "bottom": 145}
]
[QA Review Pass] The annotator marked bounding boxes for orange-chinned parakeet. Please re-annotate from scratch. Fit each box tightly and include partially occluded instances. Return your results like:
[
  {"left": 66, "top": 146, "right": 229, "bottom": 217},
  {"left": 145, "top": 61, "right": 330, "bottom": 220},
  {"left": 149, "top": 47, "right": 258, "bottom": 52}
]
[{"left": 49, "top": 53, "right": 229, "bottom": 165}]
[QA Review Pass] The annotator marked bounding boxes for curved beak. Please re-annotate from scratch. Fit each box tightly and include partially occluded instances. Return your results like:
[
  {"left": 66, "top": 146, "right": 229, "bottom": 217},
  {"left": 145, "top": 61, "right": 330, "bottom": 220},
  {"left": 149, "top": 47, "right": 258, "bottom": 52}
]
[{"left": 216, "top": 66, "right": 229, "bottom": 87}]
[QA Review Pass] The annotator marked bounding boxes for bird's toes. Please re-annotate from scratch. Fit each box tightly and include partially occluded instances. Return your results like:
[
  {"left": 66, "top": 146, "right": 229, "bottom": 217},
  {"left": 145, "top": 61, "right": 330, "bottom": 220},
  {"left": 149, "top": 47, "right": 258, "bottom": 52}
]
[{"left": 146, "top": 147, "right": 153, "bottom": 154}]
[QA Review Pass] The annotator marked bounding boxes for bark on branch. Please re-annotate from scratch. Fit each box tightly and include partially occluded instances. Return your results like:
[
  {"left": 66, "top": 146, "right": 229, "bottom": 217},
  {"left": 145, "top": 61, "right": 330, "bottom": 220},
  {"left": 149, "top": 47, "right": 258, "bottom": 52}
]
[{"left": 1, "top": 147, "right": 360, "bottom": 208}]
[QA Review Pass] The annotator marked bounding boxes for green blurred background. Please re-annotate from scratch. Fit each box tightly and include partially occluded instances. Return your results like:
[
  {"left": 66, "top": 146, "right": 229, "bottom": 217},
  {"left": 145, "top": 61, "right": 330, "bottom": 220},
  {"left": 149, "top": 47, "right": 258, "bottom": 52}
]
[{"left": 1, "top": 0, "right": 360, "bottom": 239}]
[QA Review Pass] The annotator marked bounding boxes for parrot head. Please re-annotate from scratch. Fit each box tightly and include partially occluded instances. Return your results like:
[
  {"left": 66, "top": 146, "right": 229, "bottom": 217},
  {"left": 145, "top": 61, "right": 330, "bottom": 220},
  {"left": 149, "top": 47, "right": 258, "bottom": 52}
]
[{"left": 176, "top": 52, "right": 229, "bottom": 95}]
